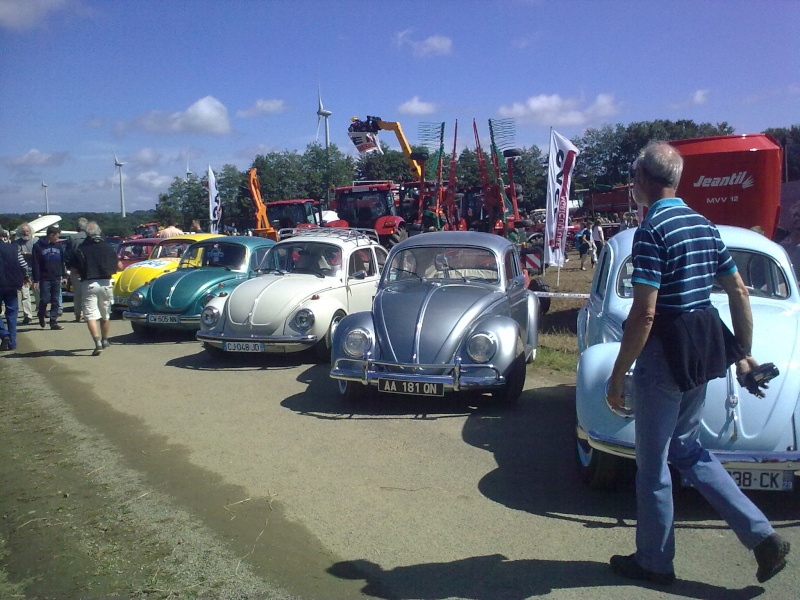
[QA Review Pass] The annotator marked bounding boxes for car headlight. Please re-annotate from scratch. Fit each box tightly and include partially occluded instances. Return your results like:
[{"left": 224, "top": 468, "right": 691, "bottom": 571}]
[
  {"left": 466, "top": 332, "right": 497, "bottom": 363},
  {"left": 201, "top": 306, "right": 220, "bottom": 327},
  {"left": 343, "top": 329, "right": 372, "bottom": 358},
  {"left": 128, "top": 291, "right": 144, "bottom": 308},
  {"left": 294, "top": 308, "right": 315, "bottom": 330}
]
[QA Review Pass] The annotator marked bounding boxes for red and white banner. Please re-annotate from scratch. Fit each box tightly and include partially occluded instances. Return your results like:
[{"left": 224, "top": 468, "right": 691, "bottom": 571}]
[
  {"left": 208, "top": 165, "right": 223, "bottom": 234},
  {"left": 545, "top": 130, "right": 580, "bottom": 268}
]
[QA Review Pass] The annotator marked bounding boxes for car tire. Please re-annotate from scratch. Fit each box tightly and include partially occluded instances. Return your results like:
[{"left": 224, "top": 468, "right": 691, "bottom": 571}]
[
  {"left": 388, "top": 228, "right": 408, "bottom": 248},
  {"left": 314, "top": 311, "right": 345, "bottom": 363},
  {"left": 130, "top": 321, "right": 154, "bottom": 337},
  {"left": 202, "top": 342, "right": 226, "bottom": 359},
  {"left": 528, "top": 277, "right": 551, "bottom": 317},
  {"left": 493, "top": 351, "right": 526, "bottom": 403},
  {"left": 576, "top": 436, "right": 620, "bottom": 490},
  {"left": 338, "top": 379, "right": 367, "bottom": 402}
]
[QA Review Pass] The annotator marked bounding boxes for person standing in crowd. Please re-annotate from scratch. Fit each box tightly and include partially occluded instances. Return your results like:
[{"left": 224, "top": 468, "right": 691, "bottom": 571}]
[
  {"left": 578, "top": 221, "right": 594, "bottom": 271},
  {"left": 65, "top": 217, "right": 88, "bottom": 322},
  {"left": 591, "top": 218, "right": 605, "bottom": 260},
  {"left": 157, "top": 219, "right": 183, "bottom": 238},
  {"left": 31, "top": 225, "right": 66, "bottom": 330},
  {"left": 606, "top": 141, "right": 789, "bottom": 586},
  {"left": 72, "top": 221, "right": 122, "bottom": 355},
  {"left": 0, "top": 239, "right": 28, "bottom": 351},
  {"left": 13, "top": 223, "right": 35, "bottom": 325}
]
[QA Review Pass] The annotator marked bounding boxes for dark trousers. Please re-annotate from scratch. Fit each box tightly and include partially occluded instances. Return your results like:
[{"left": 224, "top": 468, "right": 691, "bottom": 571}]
[
  {"left": 0, "top": 290, "right": 18, "bottom": 348},
  {"left": 37, "top": 279, "right": 60, "bottom": 327}
]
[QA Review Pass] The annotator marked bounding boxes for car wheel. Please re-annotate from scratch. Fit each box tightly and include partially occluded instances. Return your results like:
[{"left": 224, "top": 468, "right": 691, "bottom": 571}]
[
  {"left": 576, "top": 436, "right": 620, "bottom": 490},
  {"left": 202, "top": 342, "right": 226, "bottom": 359},
  {"left": 528, "top": 277, "right": 551, "bottom": 317},
  {"left": 338, "top": 379, "right": 367, "bottom": 402},
  {"left": 493, "top": 351, "right": 526, "bottom": 403},
  {"left": 130, "top": 321, "right": 154, "bottom": 337},
  {"left": 314, "top": 311, "right": 345, "bottom": 363},
  {"left": 388, "top": 228, "right": 408, "bottom": 248}
]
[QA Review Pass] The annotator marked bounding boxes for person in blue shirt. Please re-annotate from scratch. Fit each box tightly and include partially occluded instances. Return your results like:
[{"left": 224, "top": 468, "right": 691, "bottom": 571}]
[
  {"left": 606, "top": 142, "right": 789, "bottom": 586},
  {"left": 31, "top": 225, "right": 66, "bottom": 330}
]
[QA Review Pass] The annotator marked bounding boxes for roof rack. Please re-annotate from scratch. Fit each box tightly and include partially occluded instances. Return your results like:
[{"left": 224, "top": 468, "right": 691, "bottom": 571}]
[{"left": 277, "top": 227, "right": 380, "bottom": 246}]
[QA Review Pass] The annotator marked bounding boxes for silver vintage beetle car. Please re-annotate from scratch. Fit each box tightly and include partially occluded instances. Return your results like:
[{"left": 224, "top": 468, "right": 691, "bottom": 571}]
[
  {"left": 576, "top": 226, "right": 800, "bottom": 491},
  {"left": 330, "top": 231, "right": 539, "bottom": 402},
  {"left": 196, "top": 228, "right": 387, "bottom": 361}
]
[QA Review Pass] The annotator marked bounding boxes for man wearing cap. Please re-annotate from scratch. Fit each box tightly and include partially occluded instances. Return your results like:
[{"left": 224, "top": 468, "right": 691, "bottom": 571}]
[{"left": 31, "top": 225, "right": 67, "bottom": 330}]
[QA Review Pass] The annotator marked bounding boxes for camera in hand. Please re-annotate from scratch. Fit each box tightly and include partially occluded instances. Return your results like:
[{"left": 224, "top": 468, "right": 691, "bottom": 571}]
[{"left": 737, "top": 362, "right": 779, "bottom": 397}]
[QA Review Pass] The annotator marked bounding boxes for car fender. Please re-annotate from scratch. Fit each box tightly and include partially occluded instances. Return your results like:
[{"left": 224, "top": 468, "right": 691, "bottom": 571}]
[
  {"left": 576, "top": 342, "right": 636, "bottom": 446},
  {"left": 199, "top": 294, "right": 229, "bottom": 333},
  {"left": 294, "top": 295, "right": 347, "bottom": 336},
  {"left": 468, "top": 314, "right": 522, "bottom": 370},
  {"left": 331, "top": 311, "right": 375, "bottom": 363}
]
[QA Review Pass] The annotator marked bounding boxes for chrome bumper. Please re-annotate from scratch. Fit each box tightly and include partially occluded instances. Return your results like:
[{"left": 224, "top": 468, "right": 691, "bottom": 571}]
[
  {"left": 577, "top": 424, "right": 800, "bottom": 472},
  {"left": 196, "top": 330, "right": 317, "bottom": 349},
  {"left": 122, "top": 311, "right": 200, "bottom": 324},
  {"left": 331, "top": 355, "right": 503, "bottom": 392}
]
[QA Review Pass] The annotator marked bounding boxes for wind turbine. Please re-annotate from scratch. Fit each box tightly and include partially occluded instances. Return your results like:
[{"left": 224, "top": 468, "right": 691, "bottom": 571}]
[
  {"left": 316, "top": 87, "right": 332, "bottom": 206},
  {"left": 41, "top": 181, "right": 49, "bottom": 214},
  {"left": 114, "top": 153, "right": 126, "bottom": 218}
]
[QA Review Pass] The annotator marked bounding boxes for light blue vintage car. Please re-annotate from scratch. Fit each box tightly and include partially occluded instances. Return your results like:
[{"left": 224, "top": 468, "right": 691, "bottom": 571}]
[
  {"left": 330, "top": 231, "right": 539, "bottom": 403},
  {"left": 123, "top": 236, "right": 275, "bottom": 335},
  {"left": 576, "top": 226, "right": 800, "bottom": 492}
]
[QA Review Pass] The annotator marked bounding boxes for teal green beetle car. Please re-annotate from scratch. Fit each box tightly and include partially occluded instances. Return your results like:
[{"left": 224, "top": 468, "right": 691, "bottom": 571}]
[{"left": 123, "top": 236, "right": 275, "bottom": 336}]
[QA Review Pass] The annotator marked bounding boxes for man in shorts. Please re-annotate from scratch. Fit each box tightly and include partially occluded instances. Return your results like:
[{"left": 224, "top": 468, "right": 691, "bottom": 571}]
[{"left": 72, "top": 222, "right": 122, "bottom": 355}]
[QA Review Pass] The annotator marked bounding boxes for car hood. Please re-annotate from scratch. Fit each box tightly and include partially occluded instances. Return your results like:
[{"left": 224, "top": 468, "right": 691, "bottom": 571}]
[
  {"left": 114, "top": 259, "right": 179, "bottom": 296},
  {"left": 224, "top": 274, "right": 336, "bottom": 335},
  {"left": 374, "top": 280, "right": 502, "bottom": 364},
  {"left": 149, "top": 267, "right": 242, "bottom": 312}
]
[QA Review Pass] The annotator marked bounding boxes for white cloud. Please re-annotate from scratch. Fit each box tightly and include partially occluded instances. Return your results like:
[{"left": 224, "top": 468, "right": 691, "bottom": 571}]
[
  {"left": 132, "top": 170, "right": 173, "bottom": 191},
  {"left": 690, "top": 89, "right": 709, "bottom": 105},
  {"left": 236, "top": 99, "right": 288, "bottom": 118},
  {"left": 0, "top": 0, "right": 67, "bottom": 30},
  {"left": 129, "top": 148, "right": 162, "bottom": 169},
  {"left": 8, "top": 148, "right": 68, "bottom": 168},
  {"left": 395, "top": 30, "right": 452, "bottom": 57},
  {"left": 498, "top": 93, "right": 620, "bottom": 126},
  {"left": 132, "top": 96, "right": 232, "bottom": 135},
  {"left": 398, "top": 96, "right": 437, "bottom": 116}
]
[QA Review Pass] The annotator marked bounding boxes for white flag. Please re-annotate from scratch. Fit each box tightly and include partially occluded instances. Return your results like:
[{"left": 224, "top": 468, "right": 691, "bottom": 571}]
[
  {"left": 544, "top": 130, "right": 580, "bottom": 268},
  {"left": 208, "top": 165, "right": 223, "bottom": 234}
]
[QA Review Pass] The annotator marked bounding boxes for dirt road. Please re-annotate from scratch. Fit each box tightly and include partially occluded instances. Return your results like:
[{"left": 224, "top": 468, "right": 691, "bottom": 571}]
[{"left": 1, "top": 313, "right": 797, "bottom": 599}]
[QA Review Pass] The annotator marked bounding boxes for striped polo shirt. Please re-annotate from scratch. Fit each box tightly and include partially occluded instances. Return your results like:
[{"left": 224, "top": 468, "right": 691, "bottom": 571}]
[{"left": 631, "top": 198, "right": 737, "bottom": 314}]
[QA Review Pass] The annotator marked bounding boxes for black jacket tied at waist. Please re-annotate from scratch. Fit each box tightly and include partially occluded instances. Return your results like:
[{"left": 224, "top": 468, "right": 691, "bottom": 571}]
[{"left": 649, "top": 306, "right": 746, "bottom": 392}]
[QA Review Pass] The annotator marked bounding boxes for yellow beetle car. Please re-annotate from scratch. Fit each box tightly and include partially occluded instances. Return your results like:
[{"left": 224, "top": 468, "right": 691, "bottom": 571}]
[{"left": 112, "top": 233, "right": 223, "bottom": 316}]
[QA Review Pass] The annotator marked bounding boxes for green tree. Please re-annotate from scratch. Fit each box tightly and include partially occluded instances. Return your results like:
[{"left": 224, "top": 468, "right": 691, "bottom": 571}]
[
  {"left": 764, "top": 125, "right": 800, "bottom": 182},
  {"left": 509, "top": 146, "right": 547, "bottom": 211},
  {"left": 155, "top": 174, "right": 206, "bottom": 230}
]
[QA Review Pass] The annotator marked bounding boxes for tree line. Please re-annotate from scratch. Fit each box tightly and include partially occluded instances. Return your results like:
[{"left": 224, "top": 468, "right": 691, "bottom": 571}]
[{"left": 3, "top": 120, "right": 797, "bottom": 237}]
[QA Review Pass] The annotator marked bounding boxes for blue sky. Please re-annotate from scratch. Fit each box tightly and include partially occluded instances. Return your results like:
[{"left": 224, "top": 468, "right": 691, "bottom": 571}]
[{"left": 1, "top": 0, "right": 798, "bottom": 215}]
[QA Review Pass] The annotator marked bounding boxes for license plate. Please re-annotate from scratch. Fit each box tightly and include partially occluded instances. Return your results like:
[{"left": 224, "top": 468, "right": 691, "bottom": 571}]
[
  {"left": 114, "top": 296, "right": 128, "bottom": 306},
  {"left": 224, "top": 341, "right": 264, "bottom": 353},
  {"left": 378, "top": 379, "right": 444, "bottom": 396},
  {"left": 726, "top": 469, "right": 794, "bottom": 491},
  {"left": 148, "top": 314, "right": 178, "bottom": 324}
]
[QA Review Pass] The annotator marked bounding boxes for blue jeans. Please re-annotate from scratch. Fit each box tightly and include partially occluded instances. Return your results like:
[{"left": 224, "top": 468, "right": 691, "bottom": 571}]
[
  {"left": 0, "top": 290, "right": 18, "bottom": 348},
  {"left": 632, "top": 336, "right": 774, "bottom": 574},
  {"left": 37, "top": 279, "right": 60, "bottom": 327}
]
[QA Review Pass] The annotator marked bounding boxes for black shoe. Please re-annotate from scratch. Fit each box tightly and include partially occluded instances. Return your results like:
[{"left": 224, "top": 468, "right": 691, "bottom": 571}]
[
  {"left": 23, "top": 316, "right": 31, "bottom": 325},
  {"left": 610, "top": 554, "right": 675, "bottom": 586},
  {"left": 92, "top": 345, "right": 103, "bottom": 356},
  {"left": 0, "top": 336, "right": 9, "bottom": 351},
  {"left": 39, "top": 315, "right": 45, "bottom": 328},
  {"left": 51, "top": 324, "right": 64, "bottom": 331},
  {"left": 754, "top": 533, "right": 790, "bottom": 583}
]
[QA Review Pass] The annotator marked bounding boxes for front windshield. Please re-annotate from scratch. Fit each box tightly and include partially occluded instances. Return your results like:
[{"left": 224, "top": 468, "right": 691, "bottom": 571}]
[
  {"left": 616, "top": 249, "right": 790, "bottom": 300},
  {"left": 269, "top": 204, "right": 314, "bottom": 228},
  {"left": 178, "top": 242, "right": 246, "bottom": 270},
  {"left": 118, "top": 242, "right": 154, "bottom": 260},
  {"left": 384, "top": 246, "right": 499, "bottom": 284},
  {"left": 152, "top": 240, "right": 192, "bottom": 259},
  {"left": 336, "top": 191, "right": 394, "bottom": 227},
  {"left": 259, "top": 241, "right": 342, "bottom": 276}
]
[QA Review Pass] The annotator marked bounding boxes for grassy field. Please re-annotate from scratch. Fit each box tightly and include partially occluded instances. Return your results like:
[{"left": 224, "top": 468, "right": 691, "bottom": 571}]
[{"left": 530, "top": 247, "right": 595, "bottom": 373}]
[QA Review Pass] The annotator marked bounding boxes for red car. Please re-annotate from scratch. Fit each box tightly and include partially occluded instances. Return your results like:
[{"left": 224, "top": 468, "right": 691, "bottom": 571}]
[{"left": 116, "top": 238, "right": 160, "bottom": 270}]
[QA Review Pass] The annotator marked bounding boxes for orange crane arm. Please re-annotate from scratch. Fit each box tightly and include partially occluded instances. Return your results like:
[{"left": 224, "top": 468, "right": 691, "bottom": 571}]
[
  {"left": 248, "top": 168, "right": 278, "bottom": 241},
  {"left": 374, "top": 119, "right": 423, "bottom": 180}
]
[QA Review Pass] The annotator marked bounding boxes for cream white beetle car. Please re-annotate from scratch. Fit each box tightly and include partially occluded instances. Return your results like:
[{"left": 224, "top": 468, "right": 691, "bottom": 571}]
[{"left": 197, "top": 228, "right": 387, "bottom": 361}]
